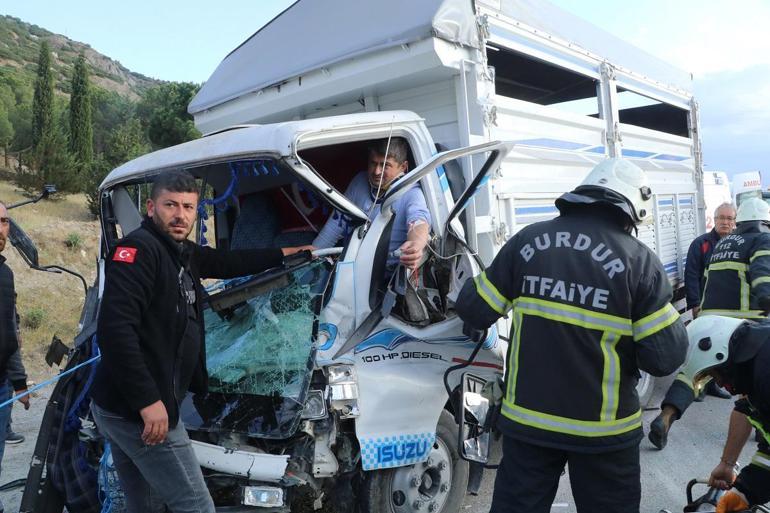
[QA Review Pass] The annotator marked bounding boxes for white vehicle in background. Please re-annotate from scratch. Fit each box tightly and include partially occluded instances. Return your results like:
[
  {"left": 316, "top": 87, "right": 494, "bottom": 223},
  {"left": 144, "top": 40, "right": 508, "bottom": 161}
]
[
  {"left": 702, "top": 171, "right": 732, "bottom": 230},
  {"left": 25, "top": 1, "right": 707, "bottom": 512},
  {"left": 732, "top": 170, "right": 763, "bottom": 207}
]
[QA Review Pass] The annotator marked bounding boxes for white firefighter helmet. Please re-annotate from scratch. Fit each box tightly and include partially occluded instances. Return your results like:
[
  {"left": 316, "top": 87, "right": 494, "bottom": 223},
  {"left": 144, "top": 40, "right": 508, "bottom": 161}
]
[
  {"left": 555, "top": 159, "right": 653, "bottom": 225},
  {"left": 736, "top": 197, "right": 770, "bottom": 223},
  {"left": 681, "top": 315, "right": 746, "bottom": 393}
]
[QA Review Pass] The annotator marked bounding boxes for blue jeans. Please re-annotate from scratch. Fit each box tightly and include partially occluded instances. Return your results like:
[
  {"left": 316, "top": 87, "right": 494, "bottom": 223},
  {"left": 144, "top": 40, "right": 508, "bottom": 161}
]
[
  {"left": 91, "top": 402, "right": 215, "bottom": 513},
  {"left": 0, "top": 382, "right": 12, "bottom": 511}
]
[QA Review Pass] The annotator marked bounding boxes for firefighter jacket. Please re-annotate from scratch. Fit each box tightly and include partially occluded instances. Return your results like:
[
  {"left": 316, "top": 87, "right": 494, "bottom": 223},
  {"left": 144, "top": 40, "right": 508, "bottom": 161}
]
[
  {"left": 456, "top": 209, "right": 688, "bottom": 452},
  {"left": 700, "top": 222, "right": 770, "bottom": 319},
  {"left": 729, "top": 323, "right": 770, "bottom": 506}
]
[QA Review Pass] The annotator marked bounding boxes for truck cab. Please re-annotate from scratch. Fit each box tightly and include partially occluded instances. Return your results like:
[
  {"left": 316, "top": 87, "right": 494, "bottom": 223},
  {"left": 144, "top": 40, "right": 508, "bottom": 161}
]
[{"left": 24, "top": 112, "right": 511, "bottom": 513}]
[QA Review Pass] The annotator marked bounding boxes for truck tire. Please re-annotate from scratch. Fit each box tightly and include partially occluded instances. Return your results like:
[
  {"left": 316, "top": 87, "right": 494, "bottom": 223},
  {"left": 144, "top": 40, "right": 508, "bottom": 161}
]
[{"left": 359, "top": 410, "right": 469, "bottom": 513}]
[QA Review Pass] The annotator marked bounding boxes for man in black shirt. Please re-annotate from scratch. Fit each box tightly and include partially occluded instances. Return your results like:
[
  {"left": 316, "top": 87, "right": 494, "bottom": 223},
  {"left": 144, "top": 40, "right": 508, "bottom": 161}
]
[
  {"left": 91, "top": 170, "right": 309, "bottom": 513},
  {"left": 0, "top": 202, "right": 32, "bottom": 513}
]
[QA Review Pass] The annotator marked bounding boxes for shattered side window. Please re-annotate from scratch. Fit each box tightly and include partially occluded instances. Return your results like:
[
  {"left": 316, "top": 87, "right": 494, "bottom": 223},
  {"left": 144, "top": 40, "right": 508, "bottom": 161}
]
[{"left": 203, "top": 261, "right": 330, "bottom": 400}]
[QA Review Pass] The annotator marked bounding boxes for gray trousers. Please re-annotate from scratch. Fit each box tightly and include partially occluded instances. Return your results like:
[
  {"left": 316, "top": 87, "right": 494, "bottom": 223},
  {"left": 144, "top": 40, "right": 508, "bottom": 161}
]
[{"left": 91, "top": 402, "right": 215, "bottom": 513}]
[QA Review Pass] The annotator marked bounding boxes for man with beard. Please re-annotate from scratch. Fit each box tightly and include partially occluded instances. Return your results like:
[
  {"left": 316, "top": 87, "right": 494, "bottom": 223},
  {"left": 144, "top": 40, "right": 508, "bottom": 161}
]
[
  {"left": 90, "top": 170, "right": 310, "bottom": 513},
  {"left": 0, "top": 202, "right": 31, "bottom": 513}
]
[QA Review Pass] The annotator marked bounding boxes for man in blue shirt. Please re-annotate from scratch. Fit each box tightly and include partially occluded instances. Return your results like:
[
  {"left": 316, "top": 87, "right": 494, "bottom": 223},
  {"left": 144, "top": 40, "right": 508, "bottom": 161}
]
[{"left": 312, "top": 138, "right": 431, "bottom": 271}]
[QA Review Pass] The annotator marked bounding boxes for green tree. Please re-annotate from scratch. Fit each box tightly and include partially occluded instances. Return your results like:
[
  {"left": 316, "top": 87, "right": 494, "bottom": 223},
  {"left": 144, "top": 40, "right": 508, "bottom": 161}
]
[
  {"left": 28, "top": 115, "right": 78, "bottom": 192},
  {"left": 0, "top": 85, "right": 16, "bottom": 167},
  {"left": 85, "top": 118, "right": 150, "bottom": 216},
  {"left": 0, "top": 103, "right": 14, "bottom": 167},
  {"left": 91, "top": 87, "right": 135, "bottom": 154},
  {"left": 137, "top": 82, "right": 200, "bottom": 149},
  {"left": 31, "top": 41, "right": 54, "bottom": 150},
  {"left": 69, "top": 53, "right": 93, "bottom": 169}
]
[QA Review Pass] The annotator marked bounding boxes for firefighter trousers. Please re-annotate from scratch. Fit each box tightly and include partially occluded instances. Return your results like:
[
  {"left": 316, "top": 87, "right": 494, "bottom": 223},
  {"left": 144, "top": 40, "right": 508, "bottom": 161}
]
[
  {"left": 661, "top": 375, "right": 696, "bottom": 419},
  {"left": 489, "top": 435, "right": 641, "bottom": 513}
]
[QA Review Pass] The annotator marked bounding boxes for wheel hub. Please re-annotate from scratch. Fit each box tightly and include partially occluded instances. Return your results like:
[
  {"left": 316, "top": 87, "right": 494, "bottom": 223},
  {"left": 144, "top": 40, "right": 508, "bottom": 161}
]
[{"left": 389, "top": 438, "right": 452, "bottom": 513}]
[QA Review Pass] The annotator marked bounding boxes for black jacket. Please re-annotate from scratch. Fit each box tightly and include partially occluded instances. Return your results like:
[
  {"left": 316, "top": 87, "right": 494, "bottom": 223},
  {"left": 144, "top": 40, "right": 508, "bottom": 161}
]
[
  {"left": 0, "top": 255, "right": 19, "bottom": 380},
  {"left": 92, "top": 219, "right": 284, "bottom": 427},
  {"left": 456, "top": 209, "right": 688, "bottom": 452},
  {"left": 684, "top": 229, "right": 720, "bottom": 309},
  {"left": 700, "top": 222, "right": 770, "bottom": 318},
  {"left": 728, "top": 323, "right": 770, "bottom": 506}
]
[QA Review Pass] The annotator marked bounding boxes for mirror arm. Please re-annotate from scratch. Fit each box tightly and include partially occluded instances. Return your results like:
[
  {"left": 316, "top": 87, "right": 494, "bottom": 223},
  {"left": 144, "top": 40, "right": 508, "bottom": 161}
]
[
  {"left": 443, "top": 333, "right": 485, "bottom": 402},
  {"left": 7, "top": 185, "right": 56, "bottom": 210},
  {"left": 35, "top": 265, "right": 88, "bottom": 297}
]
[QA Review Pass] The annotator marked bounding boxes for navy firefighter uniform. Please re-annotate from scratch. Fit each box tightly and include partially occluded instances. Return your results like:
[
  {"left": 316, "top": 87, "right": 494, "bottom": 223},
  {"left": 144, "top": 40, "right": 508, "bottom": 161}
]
[
  {"left": 649, "top": 199, "right": 770, "bottom": 449},
  {"left": 455, "top": 159, "right": 688, "bottom": 513}
]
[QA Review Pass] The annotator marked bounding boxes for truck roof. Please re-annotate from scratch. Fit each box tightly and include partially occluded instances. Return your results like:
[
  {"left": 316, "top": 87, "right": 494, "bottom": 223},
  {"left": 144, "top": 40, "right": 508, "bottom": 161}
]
[
  {"left": 100, "top": 111, "right": 425, "bottom": 190},
  {"left": 189, "top": 0, "right": 692, "bottom": 115}
]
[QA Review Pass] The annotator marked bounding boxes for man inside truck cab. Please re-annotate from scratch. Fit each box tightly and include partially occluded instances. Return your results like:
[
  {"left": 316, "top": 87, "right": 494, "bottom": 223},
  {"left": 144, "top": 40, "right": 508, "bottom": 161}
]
[{"left": 311, "top": 137, "right": 431, "bottom": 272}]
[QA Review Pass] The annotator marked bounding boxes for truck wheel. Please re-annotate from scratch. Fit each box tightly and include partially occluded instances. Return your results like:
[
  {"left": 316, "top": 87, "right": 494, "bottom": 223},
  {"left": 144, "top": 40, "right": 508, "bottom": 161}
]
[
  {"left": 637, "top": 371, "right": 654, "bottom": 408},
  {"left": 359, "top": 411, "right": 469, "bottom": 513}
]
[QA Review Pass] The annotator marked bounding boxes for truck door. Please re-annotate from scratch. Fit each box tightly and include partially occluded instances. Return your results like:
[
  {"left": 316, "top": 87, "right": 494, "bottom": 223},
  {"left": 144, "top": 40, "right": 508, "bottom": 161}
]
[{"left": 342, "top": 141, "right": 513, "bottom": 472}]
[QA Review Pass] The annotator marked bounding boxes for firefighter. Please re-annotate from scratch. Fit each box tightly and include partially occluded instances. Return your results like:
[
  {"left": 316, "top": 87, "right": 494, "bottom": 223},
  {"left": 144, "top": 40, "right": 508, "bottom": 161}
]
[
  {"left": 455, "top": 158, "right": 688, "bottom": 513},
  {"left": 650, "top": 197, "right": 770, "bottom": 449},
  {"left": 681, "top": 315, "right": 770, "bottom": 512}
]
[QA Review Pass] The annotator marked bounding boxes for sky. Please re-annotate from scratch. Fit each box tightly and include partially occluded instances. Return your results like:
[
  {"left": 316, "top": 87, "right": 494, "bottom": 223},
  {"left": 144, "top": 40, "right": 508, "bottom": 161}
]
[{"left": 3, "top": 1, "right": 769, "bottom": 181}]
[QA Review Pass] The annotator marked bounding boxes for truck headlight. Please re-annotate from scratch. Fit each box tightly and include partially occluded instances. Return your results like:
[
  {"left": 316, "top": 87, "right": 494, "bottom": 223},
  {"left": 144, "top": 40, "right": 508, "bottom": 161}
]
[
  {"left": 327, "top": 364, "right": 359, "bottom": 418},
  {"left": 301, "top": 389, "right": 327, "bottom": 420},
  {"left": 242, "top": 485, "right": 284, "bottom": 507}
]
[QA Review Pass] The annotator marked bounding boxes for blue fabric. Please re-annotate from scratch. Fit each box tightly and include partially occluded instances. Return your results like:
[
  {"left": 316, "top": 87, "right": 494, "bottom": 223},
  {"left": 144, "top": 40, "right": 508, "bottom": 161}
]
[
  {"left": 313, "top": 171, "right": 432, "bottom": 266},
  {"left": 46, "top": 342, "right": 102, "bottom": 513},
  {"left": 684, "top": 229, "right": 720, "bottom": 308}
]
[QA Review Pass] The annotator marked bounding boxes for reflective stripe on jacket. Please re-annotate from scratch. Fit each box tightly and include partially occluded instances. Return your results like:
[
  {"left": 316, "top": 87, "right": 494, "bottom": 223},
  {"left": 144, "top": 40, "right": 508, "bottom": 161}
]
[
  {"left": 700, "top": 222, "right": 770, "bottom": 319},
  {"left": 456, "top": 209, "right": 688, "bottom": 452}
]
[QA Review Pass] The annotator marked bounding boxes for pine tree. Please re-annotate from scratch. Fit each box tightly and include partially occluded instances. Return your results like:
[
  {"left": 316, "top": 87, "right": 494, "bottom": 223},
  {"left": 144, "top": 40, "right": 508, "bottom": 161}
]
[
  {"left": 31, "top": 41, "right": 54, "bottom": 150},
  {"left": 69, "top": 53, "right": 93, "bottom": 168}
]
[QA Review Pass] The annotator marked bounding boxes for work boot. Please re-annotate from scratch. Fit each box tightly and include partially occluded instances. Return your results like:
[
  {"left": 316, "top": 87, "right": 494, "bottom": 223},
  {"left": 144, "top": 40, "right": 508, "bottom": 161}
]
[
  {"left": 648, "top": 408, "right": 676, "bottom": 450},
  {"left": 4, "top": 431, "right": 24, "bottom": 445},
  {"left": 705, "top": 381, "right": 731, "bottom": 399}
]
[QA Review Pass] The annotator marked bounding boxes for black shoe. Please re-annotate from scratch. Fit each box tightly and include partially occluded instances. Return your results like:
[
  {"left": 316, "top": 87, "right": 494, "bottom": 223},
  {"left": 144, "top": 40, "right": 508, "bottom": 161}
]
[
  {"left": 5, "top": 431, "right": 24, "bottom": 444},
  {"left": 705, "top": 381, "right": 732, "bottom": 399},
  {"left": 648, "top": 415, "right": 669, "bottom": 450}
]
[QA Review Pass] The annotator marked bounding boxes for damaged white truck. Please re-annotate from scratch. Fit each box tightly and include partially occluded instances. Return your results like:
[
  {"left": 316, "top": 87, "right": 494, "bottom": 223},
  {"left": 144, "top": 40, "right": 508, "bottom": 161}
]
[{"left": 23, "top": 1, "right": 705, "bottom": 512}]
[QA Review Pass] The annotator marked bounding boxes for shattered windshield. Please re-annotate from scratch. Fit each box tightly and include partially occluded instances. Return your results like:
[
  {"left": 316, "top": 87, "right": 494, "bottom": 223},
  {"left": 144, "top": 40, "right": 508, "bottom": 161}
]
[
  {"left": 182, "top": 259, "right": 332, "bottom": 439},
  {"left": 204, "top": 260, "right": 330, "bottom": 399}
]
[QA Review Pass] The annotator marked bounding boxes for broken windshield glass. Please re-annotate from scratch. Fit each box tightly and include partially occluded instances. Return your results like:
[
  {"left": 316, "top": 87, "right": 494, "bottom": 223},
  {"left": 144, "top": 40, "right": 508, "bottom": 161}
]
[
  {"left": 182, "top": 260, "right": 332, "bottom": 439},
  {"left": 204, "top": 260, "right": 330, "bottom": 399}
]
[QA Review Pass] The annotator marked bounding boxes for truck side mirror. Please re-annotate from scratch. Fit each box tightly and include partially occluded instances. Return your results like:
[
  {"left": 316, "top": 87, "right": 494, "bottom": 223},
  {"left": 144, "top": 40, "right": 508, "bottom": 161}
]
[
  {"left": 458, "top": 373, "right": 492, "bottom": 463},
  {"left": 9, "top": 218, "right": 39, "bottom": 268}
]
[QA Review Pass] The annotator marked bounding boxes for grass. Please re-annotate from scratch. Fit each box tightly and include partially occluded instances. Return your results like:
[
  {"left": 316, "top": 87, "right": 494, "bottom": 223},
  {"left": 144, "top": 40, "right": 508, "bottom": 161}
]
[{"left": 0, "top": 179, "right": 99, "bottom": 380}]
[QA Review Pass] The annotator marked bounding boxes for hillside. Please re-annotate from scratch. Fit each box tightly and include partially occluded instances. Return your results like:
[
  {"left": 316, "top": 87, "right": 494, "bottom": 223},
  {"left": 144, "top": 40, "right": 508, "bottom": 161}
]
[
  {"left": 1, "top": 179, "right": 99, "bottom": 381},
  {"left": 0, "top": 15, "right": 163, "bottom": 100}
]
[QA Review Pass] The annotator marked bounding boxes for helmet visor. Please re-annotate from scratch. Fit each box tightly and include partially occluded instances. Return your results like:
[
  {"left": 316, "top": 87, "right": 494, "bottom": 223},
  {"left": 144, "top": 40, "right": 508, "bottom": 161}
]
[{"left": 691, "top": 370, "right": 713, "bottom": 395}]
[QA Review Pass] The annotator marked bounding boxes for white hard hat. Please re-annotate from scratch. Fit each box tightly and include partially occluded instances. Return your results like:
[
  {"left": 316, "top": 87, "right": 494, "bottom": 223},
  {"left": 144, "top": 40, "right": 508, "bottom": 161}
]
[
  {"left": 680, "top": 315, "right": 746, "bottom": 393},
  {"left": 556, "top": 159, "right": 653, "bottom": 225},
  {"left": 736, "top": 197, "right": 770, "bottom": 223}
]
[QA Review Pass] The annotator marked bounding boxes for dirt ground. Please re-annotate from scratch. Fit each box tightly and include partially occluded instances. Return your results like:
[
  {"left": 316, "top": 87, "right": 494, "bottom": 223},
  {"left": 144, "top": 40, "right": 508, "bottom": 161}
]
[{"left": 0, "top": 387, "right": 52, "bottom": 512}]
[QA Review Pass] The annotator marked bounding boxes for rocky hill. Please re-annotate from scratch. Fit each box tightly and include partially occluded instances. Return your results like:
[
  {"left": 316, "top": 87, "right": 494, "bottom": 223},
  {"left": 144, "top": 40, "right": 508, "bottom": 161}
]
[{"left": 0, "top": 15, "right": 163, "bottom": 99}]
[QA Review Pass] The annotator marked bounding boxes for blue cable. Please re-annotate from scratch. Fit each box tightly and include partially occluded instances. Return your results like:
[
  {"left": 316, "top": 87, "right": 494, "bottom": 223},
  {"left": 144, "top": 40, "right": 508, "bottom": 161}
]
[
  {"left": 0, "top": 353, "right": 101, "bottom": 410},
  {"left": 197, "top": 164, "right": 241, "bottom": 245}
]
